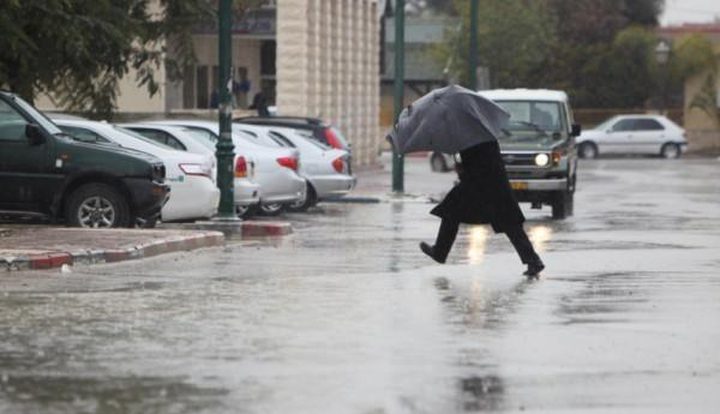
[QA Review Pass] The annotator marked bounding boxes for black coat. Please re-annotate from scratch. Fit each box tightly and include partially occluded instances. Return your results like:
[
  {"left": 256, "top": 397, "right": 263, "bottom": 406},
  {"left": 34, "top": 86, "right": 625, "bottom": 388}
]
[{"left": 430, "top": 141, "right": 525, "bottom": 233}]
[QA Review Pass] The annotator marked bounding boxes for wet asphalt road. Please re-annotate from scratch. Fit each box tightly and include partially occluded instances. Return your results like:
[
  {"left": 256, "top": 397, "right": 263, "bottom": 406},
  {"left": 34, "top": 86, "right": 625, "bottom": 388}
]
[{"left": 1, "top": 156, "right": 719, "bottom": 413}]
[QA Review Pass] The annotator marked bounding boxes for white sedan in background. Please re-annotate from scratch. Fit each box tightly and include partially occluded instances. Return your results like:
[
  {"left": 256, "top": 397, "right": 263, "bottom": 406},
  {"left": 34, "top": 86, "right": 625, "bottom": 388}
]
[
  {"left": 235, "top": 124, "right": 356, "bottom": 211},
  {"left": 150, "top": 120, "right": 306, "bottom": 216},
  {"left": 119, "top": 123, "right": 261, "bottom": 217},
  {"left": 577, "top": 115, "right": 687, "bottom": 159},
  {"left": 53, "top": 120, "right": 219, "bottom": 222}
]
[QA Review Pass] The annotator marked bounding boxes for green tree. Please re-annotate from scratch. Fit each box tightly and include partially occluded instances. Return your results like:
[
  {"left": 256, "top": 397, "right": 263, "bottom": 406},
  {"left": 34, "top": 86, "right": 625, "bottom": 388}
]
[
  {"left": 434, "top": 0, "right": 556, "bottom": 88},
  {"left": 0, "top": 0, "right": 216, "bottom": 118}
]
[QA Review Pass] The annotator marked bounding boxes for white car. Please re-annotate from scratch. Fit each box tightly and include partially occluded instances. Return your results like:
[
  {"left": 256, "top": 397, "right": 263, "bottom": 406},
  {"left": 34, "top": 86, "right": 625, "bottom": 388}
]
[
  {"left": 235, "top": 124, "right": 356, "bottom": 211},
  {"left": 150, "top": 120, "right": 306, "bottom": 216},
  {"left": 53, "top": 120, "right": 219, "bottom": 222},
  {"left": 119, "top": 123, "right": 261, "bottom": 217},
  {"left": 577, "top": 115, "right": 687, "bottom": 159}
]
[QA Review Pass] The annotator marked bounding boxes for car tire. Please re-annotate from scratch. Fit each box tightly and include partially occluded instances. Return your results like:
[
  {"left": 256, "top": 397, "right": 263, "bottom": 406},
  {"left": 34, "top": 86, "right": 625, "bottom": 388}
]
[
  {"left": 259, "top": 203, "right": 285, "bottom": 216},
  {"left": 287, "top": 183, "right": 317, "bottom": 213},
  {"left": 65, "top": 183, "right": 131, "bottom": 228},
  {"left": 660, "top": 143, "right": 681, "bottom": 159},
  {"left": 551, "top": 191, "right": 572, "bottom": 220},
  {"left": 236, "top": 203, "right": 259, "bottom": 219},
  {"left": 578, "top": 142, "right": 598, "bottom": 159},
  {"left": 430, "top": 152, "right": 449, "bottom": 172}
]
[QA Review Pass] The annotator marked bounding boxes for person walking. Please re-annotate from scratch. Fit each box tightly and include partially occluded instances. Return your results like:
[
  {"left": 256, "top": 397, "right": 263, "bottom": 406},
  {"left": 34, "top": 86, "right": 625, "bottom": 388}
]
[{"left": 419, "top": 140, "right": 545, "bottom": 277}]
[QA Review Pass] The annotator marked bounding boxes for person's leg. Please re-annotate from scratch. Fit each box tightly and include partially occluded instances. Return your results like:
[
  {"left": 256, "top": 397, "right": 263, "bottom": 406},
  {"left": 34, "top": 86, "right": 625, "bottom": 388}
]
[
  {"left": 505, "top": 225, "right": 544, "bottom": 275},
  {"left": 420, "top": 218, "right": 459, "bottom": 264}
]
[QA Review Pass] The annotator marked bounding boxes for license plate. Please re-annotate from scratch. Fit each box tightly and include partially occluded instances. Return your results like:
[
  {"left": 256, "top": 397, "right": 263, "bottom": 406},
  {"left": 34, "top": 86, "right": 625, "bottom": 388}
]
[{"left": 511, "top": 181, "right": 528, "bottom": 190}]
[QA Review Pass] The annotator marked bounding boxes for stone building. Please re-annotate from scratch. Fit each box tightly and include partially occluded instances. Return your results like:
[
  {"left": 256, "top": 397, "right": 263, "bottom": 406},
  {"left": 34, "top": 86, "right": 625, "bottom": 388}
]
[{"left": 36, "top": 0, "right": 383, "bottom": 167}]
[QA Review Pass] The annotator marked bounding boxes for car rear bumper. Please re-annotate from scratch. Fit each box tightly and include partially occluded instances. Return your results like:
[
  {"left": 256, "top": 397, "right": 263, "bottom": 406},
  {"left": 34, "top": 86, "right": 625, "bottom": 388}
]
[
  {"left": 162, "top": 177, "right": 219, "bottom": 221},
  {"left": 311, "top": 175, "right": 357, "bottom": 198},
  {"left": 234, "top": 179, "right": 261, "bottom": 206},
  {"left": 509, "top": 178, "right": 567, "bottom": 191},
  {"left": 257, "top": 172, "right": 306, "bottom": 205}
]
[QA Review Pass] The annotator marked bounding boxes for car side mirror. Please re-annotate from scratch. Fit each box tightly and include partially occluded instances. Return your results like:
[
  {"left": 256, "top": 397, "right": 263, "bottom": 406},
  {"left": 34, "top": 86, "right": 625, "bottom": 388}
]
[
  {"left": 570, "top": 123, "right": 582, "bottom": 137},
  {"left": 25, "top": 123, "right": 46, "bottom": 146}
]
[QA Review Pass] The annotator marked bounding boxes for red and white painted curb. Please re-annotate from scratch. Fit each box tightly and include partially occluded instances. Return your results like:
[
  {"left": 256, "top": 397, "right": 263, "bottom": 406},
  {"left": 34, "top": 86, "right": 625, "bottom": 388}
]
[{"left": 1, "top": 231, "right": 224, "bottom": 272}]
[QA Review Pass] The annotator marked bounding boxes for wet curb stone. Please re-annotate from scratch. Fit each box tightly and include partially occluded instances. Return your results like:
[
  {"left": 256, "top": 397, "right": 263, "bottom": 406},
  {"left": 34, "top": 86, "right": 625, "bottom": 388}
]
[{"left": 1, "top": 231, "right": 224, "bottom": 272}]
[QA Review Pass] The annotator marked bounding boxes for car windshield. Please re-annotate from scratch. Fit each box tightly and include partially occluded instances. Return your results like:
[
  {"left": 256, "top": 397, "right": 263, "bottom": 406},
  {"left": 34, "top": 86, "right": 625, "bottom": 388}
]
[{"left": 494, "top": 100, "right": 565, "bottom": 143}]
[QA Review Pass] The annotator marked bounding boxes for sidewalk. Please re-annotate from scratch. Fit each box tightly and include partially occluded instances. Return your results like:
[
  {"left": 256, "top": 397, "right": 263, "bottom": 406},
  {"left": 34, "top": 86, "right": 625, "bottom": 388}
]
[{"left": 0, "top": 226, "right": 224, "bottom": 271}]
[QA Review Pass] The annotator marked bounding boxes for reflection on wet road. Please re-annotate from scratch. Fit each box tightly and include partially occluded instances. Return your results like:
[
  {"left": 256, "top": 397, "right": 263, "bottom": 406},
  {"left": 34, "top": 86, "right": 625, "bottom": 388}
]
[{"left": 1, "top": 158, "right": 719, "bottom": 413}]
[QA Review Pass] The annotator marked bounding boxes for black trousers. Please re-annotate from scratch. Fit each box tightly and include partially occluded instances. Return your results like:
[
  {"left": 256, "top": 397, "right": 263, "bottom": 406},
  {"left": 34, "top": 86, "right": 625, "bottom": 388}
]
[{"left": 433, "top": 219, "right": 541, "bottom": 265}]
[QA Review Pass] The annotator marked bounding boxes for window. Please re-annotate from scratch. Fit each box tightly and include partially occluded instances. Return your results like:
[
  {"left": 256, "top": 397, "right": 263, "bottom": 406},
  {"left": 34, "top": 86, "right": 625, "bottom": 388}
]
[
  {"left": 268, "top": 131, "right": 295, "bottom": 147},
  {"left": 132, "top": 129, "right": 186, "bottom": 151},
  {"left": 0, "top": 99, "right": 28, "bottom": 141},
  {"left": 634, "top": 119, "right": 664, "bottom": 131},
  {"left": 612, "top": 119, "right": 636, "bottom": 132}
]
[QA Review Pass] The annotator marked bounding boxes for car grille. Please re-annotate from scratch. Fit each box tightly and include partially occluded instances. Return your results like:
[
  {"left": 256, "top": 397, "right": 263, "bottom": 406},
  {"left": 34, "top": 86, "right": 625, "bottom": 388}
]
[{"left": 501, "top": 153, "right": 536, "bottom": 167}]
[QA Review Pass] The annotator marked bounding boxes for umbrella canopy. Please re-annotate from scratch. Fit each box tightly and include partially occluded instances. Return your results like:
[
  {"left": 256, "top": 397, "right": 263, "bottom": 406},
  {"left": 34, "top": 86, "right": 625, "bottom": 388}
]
[{"left": 388, "top": 84, "right": 510, "bottom": 154}]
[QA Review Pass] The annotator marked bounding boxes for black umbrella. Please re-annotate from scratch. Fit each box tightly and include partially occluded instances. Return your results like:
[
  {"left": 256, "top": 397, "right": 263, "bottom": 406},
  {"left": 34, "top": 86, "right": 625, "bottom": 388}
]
[{"left": 388, "top": 84, "right": 509, "bottom": 154}]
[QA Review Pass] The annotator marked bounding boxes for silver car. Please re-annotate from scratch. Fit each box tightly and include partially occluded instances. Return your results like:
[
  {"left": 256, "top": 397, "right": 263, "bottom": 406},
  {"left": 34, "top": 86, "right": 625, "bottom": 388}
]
[
  {"left": 235, "top": 124, "right": 356, "bottom": 211},
  {"left": 577, "top": 115, "right": 688, "bottom": 159},
  {"left": 119, "top": 123, "right": 261, "bottom": 217},
  {"left": 149, "top": 120, "right": 306, "bottom": 216}
]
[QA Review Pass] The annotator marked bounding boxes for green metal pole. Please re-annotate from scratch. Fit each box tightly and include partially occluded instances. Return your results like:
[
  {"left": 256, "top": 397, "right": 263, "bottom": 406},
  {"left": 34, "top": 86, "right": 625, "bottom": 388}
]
[
  {"left": 468, "top": 0, "right": 479, "bottom": 90},
  {"left": 216, "top": 0, "right": 236, "bottom": 219},
  {"left": 392, "top": 0, "right": 405, "bottom": 193}
]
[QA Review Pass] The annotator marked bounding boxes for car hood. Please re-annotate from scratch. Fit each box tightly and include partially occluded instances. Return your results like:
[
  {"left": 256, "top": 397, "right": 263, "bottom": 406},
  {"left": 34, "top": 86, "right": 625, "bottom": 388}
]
[
  {"left": 498, "top": 139, "right": 565, "bottom": 152},
  {"left": 58, "top": 135, "right": 162, "bottom": 164}
]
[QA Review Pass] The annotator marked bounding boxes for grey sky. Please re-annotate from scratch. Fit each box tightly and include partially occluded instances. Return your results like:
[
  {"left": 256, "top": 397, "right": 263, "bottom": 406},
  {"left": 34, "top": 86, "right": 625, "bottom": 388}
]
[{"left": 661, "top": 0, "right": 720, "bottom": 25}]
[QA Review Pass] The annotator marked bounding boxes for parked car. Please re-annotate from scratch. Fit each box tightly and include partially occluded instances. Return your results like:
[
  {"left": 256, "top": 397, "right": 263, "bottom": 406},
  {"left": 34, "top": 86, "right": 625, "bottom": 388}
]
[
  {"left": 149, "top": 120, "right": 305, "bottom": 216},
  {"left": 577, "top": 114, "right": 687, "bottom": 159},
  {"left": 119, "top": 123, "right": 261, "bottom": 217},
  {"left": 53, "top": 119, "right": 219, "bottom": 222},
  {"left": 234, "top": 116, "right": 352, "bottom": 167},
  {"left": 0, "top": 91, "right": 168, "bottom": 228},
  {"left": 477, "top": 89, "right": 581, "bottom": 219},
  {"left": 235, "top": 124, "right": 356, "bottom": 211}
]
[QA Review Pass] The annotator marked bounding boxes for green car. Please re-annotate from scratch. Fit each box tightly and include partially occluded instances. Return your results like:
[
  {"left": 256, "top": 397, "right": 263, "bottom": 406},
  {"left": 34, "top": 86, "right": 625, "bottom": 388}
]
[
  {"left": 0, "top": 91, "right": 169, "bottom": 228},
  {"left": 478, "top": 89, "right": 582, "bottom": 219}
]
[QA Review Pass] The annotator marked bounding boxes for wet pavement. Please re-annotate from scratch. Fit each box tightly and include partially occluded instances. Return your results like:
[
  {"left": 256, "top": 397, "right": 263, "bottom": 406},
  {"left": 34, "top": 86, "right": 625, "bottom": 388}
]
[{"left": 1, "top": 156, "right": 719, "bottom": 413}]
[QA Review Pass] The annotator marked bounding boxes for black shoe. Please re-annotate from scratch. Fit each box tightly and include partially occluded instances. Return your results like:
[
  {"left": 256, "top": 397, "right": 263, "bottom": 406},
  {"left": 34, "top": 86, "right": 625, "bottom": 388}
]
[
  {"left": 523, "top": 261, "right": 545, "bottom": 277},
  {"left": 420, "top": 242, "right": 446, "bottom": 264}
]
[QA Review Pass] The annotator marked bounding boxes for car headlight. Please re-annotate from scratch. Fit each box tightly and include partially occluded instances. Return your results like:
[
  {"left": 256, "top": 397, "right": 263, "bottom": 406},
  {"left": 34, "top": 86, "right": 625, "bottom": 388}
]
[{"left": 534, "top": 153, "right": 550, "bottom": 167}]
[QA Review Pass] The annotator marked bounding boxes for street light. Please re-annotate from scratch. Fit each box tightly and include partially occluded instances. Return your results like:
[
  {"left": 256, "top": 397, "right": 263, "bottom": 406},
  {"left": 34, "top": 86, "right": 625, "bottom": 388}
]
[
  {"left": 392, "top": 0, "right": 405, "bottom": 193},
  {"left": 655, "top": 39, "right": 672, "bottom": 115}
]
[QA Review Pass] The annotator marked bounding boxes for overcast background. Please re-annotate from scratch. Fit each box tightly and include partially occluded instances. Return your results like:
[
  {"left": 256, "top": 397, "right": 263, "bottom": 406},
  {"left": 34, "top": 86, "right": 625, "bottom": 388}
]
[{"left": 662, "top": 0, "right": 720, "bottom": 25}]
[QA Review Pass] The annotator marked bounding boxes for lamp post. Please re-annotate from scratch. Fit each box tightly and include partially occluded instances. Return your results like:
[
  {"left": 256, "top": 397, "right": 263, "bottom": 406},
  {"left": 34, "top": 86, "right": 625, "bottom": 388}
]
[
  {"left": 468, "top": 0, "right": 479, "bottom": 90},
  {"left": 392, "top": 0, "right": 405, "bottom": 193},
  {"left": 655, "top": 39, "right": 671, "bottom": 116},
  {"left": 216, "top": 0, "right": 237, "bottom": 219}
]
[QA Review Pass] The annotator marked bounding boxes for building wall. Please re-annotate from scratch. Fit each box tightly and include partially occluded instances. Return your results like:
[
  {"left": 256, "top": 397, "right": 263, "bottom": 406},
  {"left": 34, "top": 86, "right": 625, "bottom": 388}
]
[
  {"left": 276, "top": 0, "right": 381, "bottom": 167},
  {"left": 682, "top": 42, "right": 720, "bottom": 151}
]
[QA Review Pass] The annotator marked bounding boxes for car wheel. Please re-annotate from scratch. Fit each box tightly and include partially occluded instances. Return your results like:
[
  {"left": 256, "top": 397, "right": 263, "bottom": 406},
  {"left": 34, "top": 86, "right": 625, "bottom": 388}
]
[
  {"left": 65, "top": 183, "right": 131, "bottom": 228},
  {"left": 578, "top": 142, "right": 598, "bottom": 159},
  {"left": 287, "top": 183, "right": 317, "bottom": 213},
  {"left": 661, "top": 143, "right": 681, "bottom": 159},
  {"left": 236, "top": 203, "right": 258, "bottom": 219},
  {"left": 259, "top": 203, "right": 285, "bottom": 216},
  {"left": 430, "top": 152, "right": 449, "bottom": 172},
  {"left": 551, "top": 191, "right": 572, "bottom": 220}
]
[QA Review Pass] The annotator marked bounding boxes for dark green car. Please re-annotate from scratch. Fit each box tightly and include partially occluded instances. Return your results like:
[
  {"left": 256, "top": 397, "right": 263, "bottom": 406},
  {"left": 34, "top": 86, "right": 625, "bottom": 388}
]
[
  {"left": 0, "top": 91, "right": 169, "bottom": 228},
  {"left": 478, "top": 89, "right": 582, "bottom": 219}
]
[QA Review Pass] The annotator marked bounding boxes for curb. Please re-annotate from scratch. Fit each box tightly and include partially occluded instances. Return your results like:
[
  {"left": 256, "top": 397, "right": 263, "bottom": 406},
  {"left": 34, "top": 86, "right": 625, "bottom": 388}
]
[{"left": 1, "top": 231, "right": 224, "bottom": 272}]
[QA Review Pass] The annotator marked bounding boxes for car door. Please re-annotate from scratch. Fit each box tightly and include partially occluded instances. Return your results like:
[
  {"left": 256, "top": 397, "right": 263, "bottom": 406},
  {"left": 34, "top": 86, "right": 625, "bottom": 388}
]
[
  {"left": 0, "top": 97, "right": 56, "bottom": 212},
  {"left": 603, "top": 118, "right": 636, "bottom": 154},
  {"left": 631, "top": 118, "right": 666, "bottom": 154}
]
